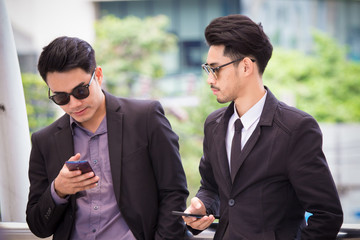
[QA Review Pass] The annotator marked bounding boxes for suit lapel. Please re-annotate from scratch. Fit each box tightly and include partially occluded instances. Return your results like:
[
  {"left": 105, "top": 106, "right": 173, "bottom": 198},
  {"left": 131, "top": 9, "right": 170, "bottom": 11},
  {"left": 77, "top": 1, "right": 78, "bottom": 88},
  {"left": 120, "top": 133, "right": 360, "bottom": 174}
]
[
  {"left": 54, "top": 115, "right": 74, "bottom": 165},
  {"left": 212, "top": 103, "right": 234, "bottom": 188},
  {"left": 104, "top": 92, "right": 124, "bottom": 204},
  {"left": 213, "top": 121, "right": 232, "bottom": 188},
  {"left": 230, "top": 87, "right": 278, "bottom": 182},
  {"left": 230, "top": 126, "right": 261, "bottom": 182}
]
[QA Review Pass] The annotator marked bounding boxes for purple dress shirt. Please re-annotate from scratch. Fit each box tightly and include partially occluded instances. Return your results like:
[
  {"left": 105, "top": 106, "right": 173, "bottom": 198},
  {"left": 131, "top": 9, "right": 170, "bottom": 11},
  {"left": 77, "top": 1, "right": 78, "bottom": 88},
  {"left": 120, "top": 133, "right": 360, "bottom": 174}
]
[{"left": 51, "top": 116, "right": 135, "bottom": 240}]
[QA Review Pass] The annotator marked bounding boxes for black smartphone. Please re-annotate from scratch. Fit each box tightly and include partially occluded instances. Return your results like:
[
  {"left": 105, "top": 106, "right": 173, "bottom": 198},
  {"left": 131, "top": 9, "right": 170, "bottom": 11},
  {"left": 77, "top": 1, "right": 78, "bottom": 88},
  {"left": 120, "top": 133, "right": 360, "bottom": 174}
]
[
  {"left": 65, "top": 160, "right": 95, "bottom": 175},
  {"left": 172, "top": 211, "right": 219, "bottom": 219}
]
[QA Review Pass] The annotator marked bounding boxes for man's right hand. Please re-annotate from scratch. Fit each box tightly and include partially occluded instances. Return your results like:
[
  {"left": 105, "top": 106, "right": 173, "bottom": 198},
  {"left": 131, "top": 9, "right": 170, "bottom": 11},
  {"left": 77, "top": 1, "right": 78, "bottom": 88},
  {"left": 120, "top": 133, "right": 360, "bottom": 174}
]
[
  {"left": 54, "top": 153, "right": 99, "bottom": 198},
  {"left": 183, "top": 197, "right": 215, "bottom": 230}
]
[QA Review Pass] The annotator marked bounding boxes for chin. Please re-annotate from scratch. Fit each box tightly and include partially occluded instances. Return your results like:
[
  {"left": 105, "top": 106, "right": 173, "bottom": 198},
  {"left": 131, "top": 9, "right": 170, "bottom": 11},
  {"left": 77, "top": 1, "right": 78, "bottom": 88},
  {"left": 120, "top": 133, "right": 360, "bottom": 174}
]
[
  {"left": 71, "top": 114, "right": 90, "bottom": 124},
  {"left": 217, "top": 98, "right": 229, "bottom": 104}
]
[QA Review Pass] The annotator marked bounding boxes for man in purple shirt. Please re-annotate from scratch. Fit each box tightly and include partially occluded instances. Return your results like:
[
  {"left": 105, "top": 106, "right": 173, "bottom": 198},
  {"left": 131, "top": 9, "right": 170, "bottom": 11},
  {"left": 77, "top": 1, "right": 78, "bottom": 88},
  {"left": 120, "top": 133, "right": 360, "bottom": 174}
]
[{"left": 26, "top": 36, "right": 189, "bottom": 240}]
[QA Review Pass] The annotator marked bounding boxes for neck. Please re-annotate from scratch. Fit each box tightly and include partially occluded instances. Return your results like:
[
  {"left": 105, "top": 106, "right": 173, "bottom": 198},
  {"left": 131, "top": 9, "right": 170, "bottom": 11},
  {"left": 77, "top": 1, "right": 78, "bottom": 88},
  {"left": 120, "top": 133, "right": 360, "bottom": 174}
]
[{"left": 234, "top": 80, "right": 265, "bottom": 117}]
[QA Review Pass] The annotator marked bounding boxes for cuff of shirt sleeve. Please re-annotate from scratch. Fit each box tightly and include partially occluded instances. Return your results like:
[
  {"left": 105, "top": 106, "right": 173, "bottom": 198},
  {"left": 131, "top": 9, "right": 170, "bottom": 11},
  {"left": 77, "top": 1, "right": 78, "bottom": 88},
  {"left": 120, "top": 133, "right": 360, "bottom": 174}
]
[{"left": 51, "top": 181, "right": 69, "bottom": 205}]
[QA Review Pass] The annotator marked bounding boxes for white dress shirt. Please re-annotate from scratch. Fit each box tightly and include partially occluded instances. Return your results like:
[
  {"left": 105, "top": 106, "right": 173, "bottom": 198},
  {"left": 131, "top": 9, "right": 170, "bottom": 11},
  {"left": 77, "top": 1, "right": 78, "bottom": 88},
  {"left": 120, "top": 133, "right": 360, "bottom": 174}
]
[{"left": 226, "top": 91, "right": 267, "bottom": 170}]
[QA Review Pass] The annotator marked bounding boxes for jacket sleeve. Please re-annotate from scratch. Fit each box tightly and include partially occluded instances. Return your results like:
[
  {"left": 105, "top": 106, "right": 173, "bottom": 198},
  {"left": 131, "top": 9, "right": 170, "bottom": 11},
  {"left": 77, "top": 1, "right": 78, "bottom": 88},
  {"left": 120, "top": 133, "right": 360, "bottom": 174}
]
[
  {"left": 287, "top": 116, "right": 343, "bottom": 239},
  {"left": 196, "top": 114, "right": 221, "bottom": 214},
  {"left": 147, "top": 101, "right": 190, "bottom": 240},
  {"left": 189, "top": 117, "right": 220, "bottom": 236},
  {"left": 26, "top": 132, "right": 70, "bottom": 238},
  {"left": 196, "top": 141, "right": 220, "bottom": 215}
]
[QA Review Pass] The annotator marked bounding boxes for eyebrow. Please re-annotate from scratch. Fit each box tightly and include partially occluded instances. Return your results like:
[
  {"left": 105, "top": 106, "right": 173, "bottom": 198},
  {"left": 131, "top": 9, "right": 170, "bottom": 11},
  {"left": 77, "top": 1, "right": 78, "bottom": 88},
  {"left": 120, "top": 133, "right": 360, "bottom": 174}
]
[
  {"left": 207, "top": 62, "right": 220, "bottom": 67},
  {"left": 53, "top": 81, "right": 86, "bottom": 94}
]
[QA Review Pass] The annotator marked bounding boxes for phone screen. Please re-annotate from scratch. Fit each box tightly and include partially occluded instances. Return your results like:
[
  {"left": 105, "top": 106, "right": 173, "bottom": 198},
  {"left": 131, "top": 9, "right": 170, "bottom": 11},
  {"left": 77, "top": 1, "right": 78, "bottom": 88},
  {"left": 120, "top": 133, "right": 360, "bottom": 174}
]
[
  {"left": 172, "top": 211, "right": 205, "bottom": 218},
  {"left": 172, "top": 211, "right": 220, "bottom": 219},
  {"left": 65, "top": 160, "right": 95, "bottom": 174}
]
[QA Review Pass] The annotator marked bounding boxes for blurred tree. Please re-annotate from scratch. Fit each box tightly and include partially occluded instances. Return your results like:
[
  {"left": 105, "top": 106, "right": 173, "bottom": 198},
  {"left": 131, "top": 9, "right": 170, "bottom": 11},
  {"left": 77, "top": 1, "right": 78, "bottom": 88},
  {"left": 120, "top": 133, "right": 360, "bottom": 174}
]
[
  {"left": 168, "top": 80, "right": 224, "bottom": 199},
  {"left": 22, "top": 73, "right": 57, "bottom": 134},
  {"left": 265, "top": 31, "right": 360, "bottom": 122},
  {"left": 94, "top": 15, "right": 177, "bottom": 97}
]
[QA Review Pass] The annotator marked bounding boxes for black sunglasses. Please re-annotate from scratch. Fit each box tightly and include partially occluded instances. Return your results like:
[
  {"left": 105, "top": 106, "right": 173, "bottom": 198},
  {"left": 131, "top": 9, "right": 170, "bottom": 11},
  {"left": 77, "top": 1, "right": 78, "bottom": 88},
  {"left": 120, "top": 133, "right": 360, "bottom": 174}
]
[
  {"left": 48, "top": 70, "right": 95, "bottom": 105},
  {"left": 202, "top": 57, "right": 256, "bottom": 79}
]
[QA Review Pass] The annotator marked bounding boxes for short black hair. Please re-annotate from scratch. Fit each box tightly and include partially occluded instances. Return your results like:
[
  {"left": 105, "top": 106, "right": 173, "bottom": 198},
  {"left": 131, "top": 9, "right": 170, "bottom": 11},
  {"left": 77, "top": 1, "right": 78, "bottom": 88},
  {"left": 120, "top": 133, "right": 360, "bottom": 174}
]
[
  {"left": 37, "top": 36, "right": 96, "bottom": 82},
  {"left": 205, "top": 14, "right": 273, "bottom": 75}
]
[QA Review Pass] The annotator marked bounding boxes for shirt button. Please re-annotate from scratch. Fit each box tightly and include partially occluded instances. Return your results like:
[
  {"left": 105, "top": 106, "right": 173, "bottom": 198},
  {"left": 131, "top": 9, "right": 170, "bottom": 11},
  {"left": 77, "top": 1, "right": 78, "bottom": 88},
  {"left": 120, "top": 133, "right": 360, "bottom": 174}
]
[
  {"left": 92, "top": 229, "right": 96, "bottom": 233},
  {"left": 93, "top": 160, "right": 98, "bottom": 164},
  {"left": 94, "top": 206, "right": 99, "bottom": 210},
  {"left": 228, "top": 199, "right": 235, "bottom": 207}
]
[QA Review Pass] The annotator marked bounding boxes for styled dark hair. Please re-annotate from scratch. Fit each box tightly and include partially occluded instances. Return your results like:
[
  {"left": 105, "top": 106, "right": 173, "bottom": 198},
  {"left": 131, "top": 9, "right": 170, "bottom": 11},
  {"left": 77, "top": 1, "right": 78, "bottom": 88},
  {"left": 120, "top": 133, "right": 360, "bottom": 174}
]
[
  {"left": 205, "top": 14, "right": 273, "bottom": 75},
  {"left": 37, "top": 36, "right": 96, "bottom": 82}
]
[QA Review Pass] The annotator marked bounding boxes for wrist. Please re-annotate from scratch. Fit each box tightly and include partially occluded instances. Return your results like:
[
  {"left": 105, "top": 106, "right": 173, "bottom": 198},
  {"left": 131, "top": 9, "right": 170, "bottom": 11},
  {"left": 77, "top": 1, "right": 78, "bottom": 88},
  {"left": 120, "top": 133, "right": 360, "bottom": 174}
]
[
  {"left": 56, "top": 190, "right": 68, "bottom": 199},
  {"left": 54, "top": 179, "right": 67, "bottom": 198}
]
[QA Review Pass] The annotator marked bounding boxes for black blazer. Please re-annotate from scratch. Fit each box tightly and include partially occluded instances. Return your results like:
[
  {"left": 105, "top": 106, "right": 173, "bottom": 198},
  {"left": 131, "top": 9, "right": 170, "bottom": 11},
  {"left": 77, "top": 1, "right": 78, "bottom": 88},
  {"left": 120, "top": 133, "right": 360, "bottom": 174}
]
[
  {"left": 26, "top": 91, "right": 189, "bottom": 240},
  {"left": 196, "top": 88, "right": 343, "bottom": 240}
]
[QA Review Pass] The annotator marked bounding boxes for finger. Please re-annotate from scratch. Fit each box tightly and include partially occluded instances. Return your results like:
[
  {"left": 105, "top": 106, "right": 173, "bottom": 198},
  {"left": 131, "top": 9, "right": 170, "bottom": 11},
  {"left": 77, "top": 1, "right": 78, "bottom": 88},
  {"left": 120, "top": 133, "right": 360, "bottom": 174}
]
[
  {"left": 184, "top": 216, "right": 200, "bottom": 226},
  {"left": 196, "top": 216, "right": 214, "bottom": 229},
  {"left": 62, "top": 167, "right": 82, "bottom": 177},
  {"left": 71, "top": 171, "right": 96, "bottom": 182},
  {"left": 190, "top": 197, "right": 202, "bottom": 208},
  {"left": 68, "top": 153, "right": 81, "bottom": 162},
  {"left": 72, "top": 175, "right": 99, "bottom": 191},
  {"left": 63, "top": 153, "right": 82, "bottom": 172},
  {"left": 82, "top": 181, "right": 99, "bottom": 191},
  {"left": 57, "top": 175, "right": 99, "bottom": 196},
  {"left": 182, "top": 216, "right": 198, "bottom": 224},
  {"left": 187, "top": 216, "right": 214, "bottom": 230},
  {"left": 186, "top": 197, "right": 205, "bottom": 215}
]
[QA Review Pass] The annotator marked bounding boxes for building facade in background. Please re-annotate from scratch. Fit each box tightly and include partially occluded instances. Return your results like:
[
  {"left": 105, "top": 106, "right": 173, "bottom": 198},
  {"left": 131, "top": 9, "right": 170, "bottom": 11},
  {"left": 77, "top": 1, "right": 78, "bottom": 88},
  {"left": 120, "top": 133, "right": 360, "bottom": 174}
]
[
  {"left": 98, "top": 0, "right": 360, "bottom": 75},
  {"left": 6, "top": 0, "right": 360, "bottom": 75}
]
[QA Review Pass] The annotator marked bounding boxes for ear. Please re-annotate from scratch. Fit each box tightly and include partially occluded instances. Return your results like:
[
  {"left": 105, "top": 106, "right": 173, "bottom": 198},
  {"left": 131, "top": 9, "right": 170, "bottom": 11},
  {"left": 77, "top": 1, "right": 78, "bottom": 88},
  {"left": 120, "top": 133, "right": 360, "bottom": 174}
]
[
  {"left": 242, "top": 57, "right": 255, "bottom": 76},
  {"left": 95, "top": 66, "right": 103, "bottom": 84}
]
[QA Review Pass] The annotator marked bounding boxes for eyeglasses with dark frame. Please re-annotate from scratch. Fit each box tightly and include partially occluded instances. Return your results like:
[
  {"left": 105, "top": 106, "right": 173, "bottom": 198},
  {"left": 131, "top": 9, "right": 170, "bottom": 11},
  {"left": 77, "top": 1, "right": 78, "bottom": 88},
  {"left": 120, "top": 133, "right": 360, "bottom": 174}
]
[
  {"left": 48, "top": 70, "right": 96, "bottom": 106},
  {"left": 201, "top": 57, "right": 256, "bottom": 79}
]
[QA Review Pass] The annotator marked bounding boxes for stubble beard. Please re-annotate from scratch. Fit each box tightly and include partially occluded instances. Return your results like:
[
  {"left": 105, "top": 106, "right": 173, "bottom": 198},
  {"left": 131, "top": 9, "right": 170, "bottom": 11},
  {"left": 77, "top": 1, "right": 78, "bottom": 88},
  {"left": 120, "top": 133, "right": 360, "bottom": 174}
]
[
  {"left": 216, "top": 93, "right": 232, "bottom": 104},
  {"left": 216, "top": 97, "right": 228, "bottom": 104}
]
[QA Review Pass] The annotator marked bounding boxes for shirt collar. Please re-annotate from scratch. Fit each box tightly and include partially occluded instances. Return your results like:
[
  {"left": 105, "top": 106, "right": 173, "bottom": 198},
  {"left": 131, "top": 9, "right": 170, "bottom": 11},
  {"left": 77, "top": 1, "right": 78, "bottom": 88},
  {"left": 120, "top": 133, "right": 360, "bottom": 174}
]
[
  {"left": 229, "top": 90, "right": 267, "bottom": 130},
  {"left": 70, "top": 116, "right": 107, "bottom": 136},
  {"left": 70, "top": 117, "right": 77, "bottom": 136}
]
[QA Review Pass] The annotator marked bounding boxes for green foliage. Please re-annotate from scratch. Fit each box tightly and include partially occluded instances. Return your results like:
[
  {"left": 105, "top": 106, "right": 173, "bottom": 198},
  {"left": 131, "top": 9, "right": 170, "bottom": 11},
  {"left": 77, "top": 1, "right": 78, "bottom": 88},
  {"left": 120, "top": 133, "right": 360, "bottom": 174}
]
[
  {"left": 265, "top": 31, "right": 360, "bottom": 122},
  {"left": 94, "top": 15, "right": 177, "bottom": 97},
  {"left": 22, "top": 73, "right": 57, "bottom": 133}
]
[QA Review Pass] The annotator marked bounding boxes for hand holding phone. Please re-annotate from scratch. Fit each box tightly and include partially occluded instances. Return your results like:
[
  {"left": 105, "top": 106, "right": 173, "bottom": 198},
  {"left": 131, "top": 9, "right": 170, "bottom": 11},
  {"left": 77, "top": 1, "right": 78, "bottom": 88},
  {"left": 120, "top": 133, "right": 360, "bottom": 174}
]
[{"left": 65, "top": 160, "right": 95, "bottom": 175}]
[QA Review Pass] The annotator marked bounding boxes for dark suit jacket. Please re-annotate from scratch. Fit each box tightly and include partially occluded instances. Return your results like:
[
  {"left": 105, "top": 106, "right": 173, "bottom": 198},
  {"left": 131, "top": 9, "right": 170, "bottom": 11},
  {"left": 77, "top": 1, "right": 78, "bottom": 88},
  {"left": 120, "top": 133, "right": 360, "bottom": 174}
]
[
  {"left": 26, "top": 91, "right": 189, "bottom": 240},
  {"left": 196, "top": 88, "right": 343, "bottom": 240}
]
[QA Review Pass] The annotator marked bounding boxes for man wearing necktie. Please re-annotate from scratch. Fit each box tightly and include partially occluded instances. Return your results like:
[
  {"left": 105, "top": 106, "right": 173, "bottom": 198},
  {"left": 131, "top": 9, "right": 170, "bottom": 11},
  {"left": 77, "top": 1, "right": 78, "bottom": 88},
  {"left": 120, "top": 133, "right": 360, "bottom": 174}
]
[{"left": 183, "top": 14, "right": 343, "bottom": 240}]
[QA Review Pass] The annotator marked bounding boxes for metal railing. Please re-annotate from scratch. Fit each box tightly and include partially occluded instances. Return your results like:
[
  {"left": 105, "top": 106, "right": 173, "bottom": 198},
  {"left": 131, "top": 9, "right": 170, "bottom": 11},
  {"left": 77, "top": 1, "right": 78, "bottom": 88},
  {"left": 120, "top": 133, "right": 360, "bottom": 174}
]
[
  {"left": 191, "top": 223, "right": 360, "bottom": 240},
  {"left": 1, "top": 222, "right": 360, "bottom": 239}
]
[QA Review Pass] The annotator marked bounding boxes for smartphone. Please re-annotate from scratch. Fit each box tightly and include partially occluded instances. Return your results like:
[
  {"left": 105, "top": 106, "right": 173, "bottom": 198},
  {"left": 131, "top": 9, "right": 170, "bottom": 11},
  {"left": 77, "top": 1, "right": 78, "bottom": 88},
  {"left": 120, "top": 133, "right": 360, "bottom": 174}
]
[
  {"left": 172, "top": 211, "right": 220, "bottom": 219},
  {"left": 65, "top": 160, "right": 95, "bottom": 175}
]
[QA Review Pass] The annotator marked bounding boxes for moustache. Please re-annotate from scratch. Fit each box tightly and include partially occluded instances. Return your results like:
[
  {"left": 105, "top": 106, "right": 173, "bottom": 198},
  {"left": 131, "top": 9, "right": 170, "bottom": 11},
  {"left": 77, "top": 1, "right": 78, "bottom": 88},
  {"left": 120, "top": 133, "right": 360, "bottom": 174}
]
[{"left": 210, "top": 85, "right": 220, "bottom": 91}]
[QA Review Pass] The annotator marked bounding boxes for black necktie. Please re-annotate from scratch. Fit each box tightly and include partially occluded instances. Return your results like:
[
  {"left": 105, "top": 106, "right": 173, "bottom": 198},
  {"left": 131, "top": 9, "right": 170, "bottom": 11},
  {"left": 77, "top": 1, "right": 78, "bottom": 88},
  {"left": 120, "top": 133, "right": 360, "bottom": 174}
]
[{"left": 230, "top": 119, "right": 243, "bottom": 174}]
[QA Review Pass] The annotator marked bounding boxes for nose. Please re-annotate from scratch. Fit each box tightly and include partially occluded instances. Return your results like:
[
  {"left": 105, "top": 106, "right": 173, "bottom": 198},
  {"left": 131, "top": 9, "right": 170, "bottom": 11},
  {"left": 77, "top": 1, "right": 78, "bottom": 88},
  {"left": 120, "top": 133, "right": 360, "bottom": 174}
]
[
  {"left": 67, "top": 95, "right": 83, "bottom": 108},
  {"left": 206, "top": 73, "right": 216, "bottom": 85}
]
